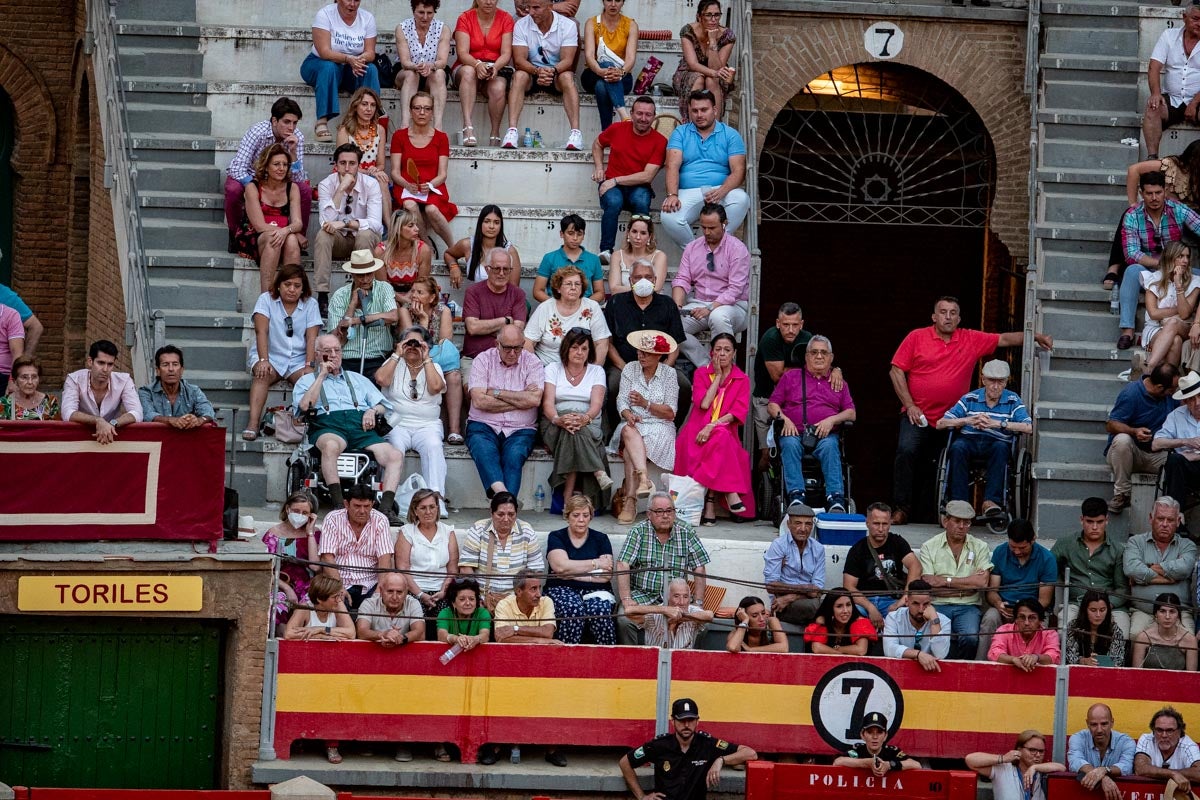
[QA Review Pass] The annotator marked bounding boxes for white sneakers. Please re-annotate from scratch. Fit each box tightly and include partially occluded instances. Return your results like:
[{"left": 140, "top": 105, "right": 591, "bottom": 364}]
[
  {"left": 565, "top": 129, "right": 583, "bottom": 151},
  {"left": 501, "top": 127, "right": 519, "bottom": 149}
]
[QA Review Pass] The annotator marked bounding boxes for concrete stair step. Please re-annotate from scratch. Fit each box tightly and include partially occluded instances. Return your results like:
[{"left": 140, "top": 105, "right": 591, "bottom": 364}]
[
  {"left": 142, "top": 218, "right": 228, "bottom": 251},
  {"left": 165, "top": 336, "right": 251, "bottom": 372},
  {"left": 158, "top": 309, "right": 249, "bottom": 339},
  {"left": 1034, "top": 368, "right": 1129, "bottom": 402},
  {"left": 1039, "top": 238, "right": 1113, "bottom": 284},
  {"left": 146, "top": 249, "right": 236, "bottom": 269},
  {"left": 1039, "top": 53, "right": 1141, "bottom": 73},
  {"left": 115, "top": 20, "right": 204, "bottom": 37},
  {"left": 1034, "top": 221, "right": 1117, "bottom": 243},
  {"left": 1043, "top": 78, "right": 1139, "bottom": 112},
  {"left": 119, "top": 46, "right": 204, "bottom": 77},
  {"left": 149, "top": 276, "right": 238, "bottom": 310},
  {"left": 136, "top": 161, "right": 222, "bottom": 193},
  {"left": 1036, "top": 166, "right": 1127, "bottom": 187},
  {"left": 1035, "top": 283, "right": 1113, "bottom": 303},
  {"left": 1041, "top": 188, "right": 1133, "bottom": 226},
  {"left": 117, "top": 0, "right": 197, "bottom": 22},
  {"left": 1043, "top": 25, "right": 1139, "bottom": 57},
  {"left": 1035, "top": 399, "right": 1112, "bottom": 436},
  {"left": 124, "top": 77, "right": 210, "bottom": 105},
  {"left": 1042, "top": 137, "right": 1139, "bottom": 171},
  {"left": 1042, "top": 2, "right": 1141, "bottom": 17},
  {"left": 1038, "top": 429, "right": 1111, "bottom": 462},
  {"left": 1038, "top": 109, "right": 1140, "bottom": 127},
  {"left": 126, "top": 101, "right": 212, "bottom": 135},
  {"left": 1041, "top": 301, "right": 1121, "bottom": 341}
]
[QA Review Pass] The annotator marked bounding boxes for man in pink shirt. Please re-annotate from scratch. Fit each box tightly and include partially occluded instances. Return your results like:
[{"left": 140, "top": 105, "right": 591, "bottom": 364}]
[
  {"left": 319, "top": 483, "right": 395, "bottom": 610},
  {"left": 671, "top": 203, "right": 749, "bottom": 367},
  {"left": 0, "top": 302, "right": 25, "bottom": 395},
  {"left": 61, "top": 340, "right": 143, "bottom": 445},
  {"left": 987, "top": 597, "right": 1060, "bottom": 669},
  {"left": 889, "top": 296, "right": 1052, "bottom": 525},
  {"left": 465, "top": 324, "right": 546, "bottom": 498}
]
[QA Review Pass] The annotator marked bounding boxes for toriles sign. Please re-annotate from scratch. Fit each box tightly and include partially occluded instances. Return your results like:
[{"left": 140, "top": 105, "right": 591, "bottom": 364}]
[{"left": 18, "top": 576, "right": 204, "bottom": 611}]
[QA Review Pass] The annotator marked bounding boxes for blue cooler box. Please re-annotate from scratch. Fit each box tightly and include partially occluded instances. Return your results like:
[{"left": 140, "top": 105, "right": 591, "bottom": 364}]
[{"left": 815, "top": 512, "right": 866, "bottom": 545}]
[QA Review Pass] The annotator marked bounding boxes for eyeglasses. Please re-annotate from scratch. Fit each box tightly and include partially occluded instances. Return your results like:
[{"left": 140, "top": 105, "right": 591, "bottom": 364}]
[
  {"left": 1154, "top": 727, "right": 1180, "bottom": 735},
  {"left": 649, "top": 507, "right": 675, "bottom": 514},
  {"left": 568, "top": 327, "right": 591, "bottom": 336},
  {"left": 409, "top": 378, "right": 419, "bottom": 399},
  {"left": 706, "top": 251, "right": 716, "bottom": 272},
  {"left": 913, "top": 631, "right": 924, "bottom": 649},
  {"left": 808, "top": 349, "right": 831, "bottom": 357},
  {"left": 343, "top": 196, "right": 353, "bottom": 215},
  {"left": 537, "top": 44, "right": 549, "bottom": 63},
  {"left": 284, "top": 315, "right": 294, "bottom": 337},
  {"left": 499, "top": 343, "right": 523, "bottom": 352},
  {"left": 1022, "top": 747, "right": 1045, "bottom": 754},
  {"left": 701, "top": 11, "right": 723, "bottom": 18},
  {"left": 489, "top": 264, "right": 513, "bottom": 273},
  {"left": 318, "top": 346, "right": 342, "bottom": 354},
  {"left": 411, "top": 104, "right": 434, "bottom": 112}
]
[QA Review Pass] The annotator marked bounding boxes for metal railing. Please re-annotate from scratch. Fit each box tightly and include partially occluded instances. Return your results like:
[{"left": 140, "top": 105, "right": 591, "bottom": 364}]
[
  {"left": 1021, "top": 0, "right": 1043, "bottom": 467},
  {"left": 730, "top": 0, "right": 763, "bottom": 452},
  {"left": 85, "top": 0, "right": 160, "bottom": 385}
]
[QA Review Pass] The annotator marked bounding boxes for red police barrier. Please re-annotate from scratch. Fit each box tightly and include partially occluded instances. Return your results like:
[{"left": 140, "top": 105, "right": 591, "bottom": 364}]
[
  {"left": 1047, "top": 772, "right": 1168, "bottom": 800},
  {"left": 745, "top": 762, "right": 977, "bottom": 800}
]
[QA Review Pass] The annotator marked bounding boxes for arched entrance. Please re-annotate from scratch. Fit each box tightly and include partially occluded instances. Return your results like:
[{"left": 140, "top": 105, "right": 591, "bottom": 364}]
[
  {"left": 758, "top": 62, "right": 1021, "bottom": 509},
  {"left": 0, "top": 89, "right": 14, "bottom": 284}
]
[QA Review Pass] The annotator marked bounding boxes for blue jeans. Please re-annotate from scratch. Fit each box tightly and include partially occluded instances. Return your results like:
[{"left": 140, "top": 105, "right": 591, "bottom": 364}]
[
  {"left": 855, "top": 595, "right": 899, "bottom": 619},
  {"left": 581, "top": 68, "right": 634, "bottom": 130},
  {"left": 598, "top": 184, "right": 653, "bottom": 253},
  {"left": 935, "top": 603, "right": 981, "bottom": 660},
  {"left": 465, "top": 420, "right": 536, "bottom": 496},
  {"left": 300, "top": 52, "right": 381, "bottom": 121},
  {"left": 1118, "top": 265, "right": 1148, "bottom": 329},
  {"left": 780, "top": 431, "right": 843, "bottom": 500},
  {"left": 947, "top": 435, "right": 1009, "bottom": 506}
]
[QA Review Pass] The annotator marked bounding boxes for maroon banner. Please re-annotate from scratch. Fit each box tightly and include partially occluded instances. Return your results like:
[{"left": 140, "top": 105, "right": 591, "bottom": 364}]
[{"left": 0, "top": 422, "right": 225, "bottom": 541}]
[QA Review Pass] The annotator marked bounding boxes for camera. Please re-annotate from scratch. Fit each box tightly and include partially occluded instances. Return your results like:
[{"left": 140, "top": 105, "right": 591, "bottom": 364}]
[
  {"left": 800, "top": 425, "right": 819, "bottom": 452},
  {"left": 402, "top": 339, "right": 422, "bottom": 349}
]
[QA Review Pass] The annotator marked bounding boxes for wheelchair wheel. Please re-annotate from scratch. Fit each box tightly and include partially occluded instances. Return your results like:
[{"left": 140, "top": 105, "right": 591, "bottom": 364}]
[
  {"left": 987, "top": 510, "right": 1011, "bottom": 534},
  {"left": 934, "top": 444, "right": 951, "bottom": 516},
  {"left": 1013, "top": 448, "right": 1033, "bottom": 520},
  {"left": 286, "top": 459, "right": 307, "bottom": 498},
  {"left": 757, "top": 471, "right": 776, "bottom": 523}
]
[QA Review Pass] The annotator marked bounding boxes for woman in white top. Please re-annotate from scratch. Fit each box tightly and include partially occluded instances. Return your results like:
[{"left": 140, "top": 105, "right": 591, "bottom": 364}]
[
  {"left": 396, "top": 0, "right": 452, "bottom": 130},
  {"left": 525, "top": 265, "right": 612, "bottom": 365},
  {"left": 246, "top": 265, "right": 322, "bottom": 440},
  {"left": 539, "top": 328, "right": 614, "bottom": 507},
  {"left": 608, "top": 214, "right": 668, "bottom": 293},
  {"left": 396, "top": 488, "right": 459, "bottom": 627},
  {"left": 442, "top": 204, "right": 522, "bottom": 289},
  {"left": 1142, "top": 241, "right": 1199, "bottom": 373},
  {"left": 376, "top": 325, "right": 448, "bottom": 501},
  {"left": 300, "top": 0, "right": 381, "bottom": 142},
  {"left": 965, "top": 731, "right": 1066, "bottom": 800}
]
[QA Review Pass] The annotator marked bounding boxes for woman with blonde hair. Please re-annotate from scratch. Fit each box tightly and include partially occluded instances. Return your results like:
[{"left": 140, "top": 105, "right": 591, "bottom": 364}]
[
  {"left": 608, "top": 214, "right": 667, "bottom": 293},
  {"left": 376, "top": 207, "right": 433, "bottom": 304},
  {"left": 336, "top": 86, "right": 392, "bottom": 222},
  {"left": 965, "top": 731, "right": 1066, "bottom": 800},
  {"left": 1141, "top": 240, "right": 1199, "bottom": 373}
]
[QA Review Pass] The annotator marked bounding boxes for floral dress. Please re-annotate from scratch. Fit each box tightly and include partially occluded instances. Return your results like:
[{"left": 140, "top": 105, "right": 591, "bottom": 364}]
[
  {"left": 0, "top": 393, "right": 60, "bottom": 420},
  {"left": 609, "top": 361, "right": 679, "bottom": 471},
  {"left": 525, "top": 297, "right": 612, "bottom": 365},
  {"left": 672, "top": 23, "right": 736, "bottom": 119},
  {"left": 234, "top": 179, "right": 293, "bottom": 260}
]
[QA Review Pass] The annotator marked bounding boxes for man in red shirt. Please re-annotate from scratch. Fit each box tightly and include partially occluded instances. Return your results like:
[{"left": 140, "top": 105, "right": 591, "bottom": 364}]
[
  {"left": 590, "top": 95, "right": 668, "bottom": 262},
  {"left": 889, "top": 296, "right": 1052, "bottom": 525}
]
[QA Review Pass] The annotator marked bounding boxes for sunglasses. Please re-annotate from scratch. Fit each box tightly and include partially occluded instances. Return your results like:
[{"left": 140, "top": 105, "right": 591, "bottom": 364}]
[
  {"left": 568, "top": 326, "right": 591, "bottom": 336},
  {"left": 409, "top": 378, "right": 419, "bottom": 399},
  {"left": 630, "top": 214, "right": 652, "bottom": 222},
  {"left": 706, "top": 251, "right": 716, "bottom": 272},
  {"left": 284, "top": 315, "right": 294, "bottom": 337}
]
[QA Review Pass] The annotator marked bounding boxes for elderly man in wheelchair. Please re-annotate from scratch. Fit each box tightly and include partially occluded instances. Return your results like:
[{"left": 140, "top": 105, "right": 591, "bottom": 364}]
[
  {"left": 936, "top": 359, "right": 1032, "bottom": 523},
  {"left": 293, "top": 333, "right": 406, "bottom": 524}
]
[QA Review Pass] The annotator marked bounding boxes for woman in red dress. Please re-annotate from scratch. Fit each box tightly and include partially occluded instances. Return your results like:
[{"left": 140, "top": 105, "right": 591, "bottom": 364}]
[{"left": 389, "top": 90, "right": 459, "bottom": 249}]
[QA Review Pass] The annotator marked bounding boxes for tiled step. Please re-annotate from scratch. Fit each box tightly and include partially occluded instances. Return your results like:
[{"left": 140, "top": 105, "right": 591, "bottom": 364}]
[{"left": 136, "top": 161, "right": 221, "bottom": 192}]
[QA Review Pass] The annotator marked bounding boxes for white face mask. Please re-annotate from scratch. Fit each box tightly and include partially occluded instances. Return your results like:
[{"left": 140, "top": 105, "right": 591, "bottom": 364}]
[
  {"left": 632, "top": 278, "right": 655, "bottom": 297},
  {"left": 287, "top": 512, "right": 310, "bottom": 529}
]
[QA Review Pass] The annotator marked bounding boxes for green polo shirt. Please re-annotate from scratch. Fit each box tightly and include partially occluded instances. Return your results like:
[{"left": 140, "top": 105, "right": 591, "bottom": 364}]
[
  {"left": 1051, "top": 533, "right": 1128, "bottom": 608},
  {"left": 917, "top": 532, "right": 993, "bottom": 606}
]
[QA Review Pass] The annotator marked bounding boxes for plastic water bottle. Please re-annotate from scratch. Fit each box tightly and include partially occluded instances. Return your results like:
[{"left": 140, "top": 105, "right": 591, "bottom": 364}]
[
  {"left": 533, "top": 130, "right": 543, "bottom": 148},
  {"left": 523, "top": 127, "right": 533, "bottom": 148},
  {"left": 447, "top": 299, "right": 461, "bottom": 321},
  {"left": 439, "top": 643, "right": 462, "bottom": 665},
  {"left": 534, "top": 484, "right": 545, "bottom": 513},
  {"left": 510, "top": 745, "right": 521, "bottom": 764},
  {"left": 1110, "top": 285, "right": 1120, "bottom": 315}
]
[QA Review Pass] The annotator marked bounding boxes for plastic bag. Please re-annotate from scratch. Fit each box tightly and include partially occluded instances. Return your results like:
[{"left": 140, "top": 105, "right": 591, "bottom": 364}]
[
  {"left": 665, "top": 473, "right": 705, "bottom": 527},
  {"left": 396, "top": 472, "right": 428, "bottom": 520}
]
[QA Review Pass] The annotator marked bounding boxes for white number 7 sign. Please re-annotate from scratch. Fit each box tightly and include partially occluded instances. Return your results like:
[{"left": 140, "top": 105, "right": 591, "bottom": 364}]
[{"left": 864, "top": 22, "right": 905, "bottom": 60}]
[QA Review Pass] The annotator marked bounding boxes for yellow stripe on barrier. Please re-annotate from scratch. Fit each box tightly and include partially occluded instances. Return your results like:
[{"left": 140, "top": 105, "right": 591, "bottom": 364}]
[
  {"left": 1067, "top": 698, "right": 1200, "bottom": 728},
  {"left": 672, "top": 682, "right": 1055, "bottom": 733},
  {"left": 278, "top": 673, "right": 658, "bottom": 718}
]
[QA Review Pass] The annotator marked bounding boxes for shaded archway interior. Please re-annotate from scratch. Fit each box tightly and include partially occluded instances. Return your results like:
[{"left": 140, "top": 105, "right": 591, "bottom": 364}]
[
  {"left": 0, "top": 88, "right": 13, "bottom": 285},
  {"left": 757, "top": 62, "right": 1020, "bottom": 514}
]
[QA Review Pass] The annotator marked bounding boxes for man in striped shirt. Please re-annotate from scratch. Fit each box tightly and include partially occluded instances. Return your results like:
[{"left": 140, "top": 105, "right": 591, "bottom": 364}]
[
  {"left": 936, "top": 359, "right": 1031, "bottom": 518},
  {"left": 319, "top": 483, "right": 395, "bottom": 610}
]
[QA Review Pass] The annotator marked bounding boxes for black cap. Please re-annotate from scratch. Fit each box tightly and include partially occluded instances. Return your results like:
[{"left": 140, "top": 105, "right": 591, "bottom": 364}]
[
  {"left": 861, "top": 712, "right": 888, "bottom": 732},
  {"left": 672, "top": 698, "right": 700, "bottom": 719}
]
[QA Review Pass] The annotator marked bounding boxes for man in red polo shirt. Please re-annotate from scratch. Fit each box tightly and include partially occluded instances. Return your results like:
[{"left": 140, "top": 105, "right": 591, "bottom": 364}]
[
  {"left": 590, "top": 95, "right": 668, "bottom": 263},
  {"left": 889, "top": 296, "right": 1052, "bottom": 525}
]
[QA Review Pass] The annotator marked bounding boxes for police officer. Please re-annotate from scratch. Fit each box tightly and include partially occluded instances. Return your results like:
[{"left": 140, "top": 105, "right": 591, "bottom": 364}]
[
  {"left": 833, "top": 712, "right": 921, "bottom": 775},
  {"left": 619, "top": 698, "right": 757, "bottom": 800}
]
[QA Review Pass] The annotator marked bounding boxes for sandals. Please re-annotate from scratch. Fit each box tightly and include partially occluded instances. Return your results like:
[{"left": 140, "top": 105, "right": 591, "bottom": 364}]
[
  {"left": 1102, "top": 269, "right": 1119, "bottom": 290},
  {"left": 314, "top": 121, "right": 332, "bottom": 143},
  {"left": 701, "top": 495, "right": 717, "bottom": 526},
  {"left": 447, "top": 432, "right": 464, "bottom": 445},
  {"left": 460, "top": 126, "right": 478, "bottom": 147},
  {"left": 726, "top": 492, "right": 747, "bottom": 515},
  {"left": 326, "top": 746, "right": 342, "bottom": 764},
  {"left": 634, "top": 470, "right": 654, "bottom": 498},
  {"left": 489, "top": 135, "right": 502, "bottom": 147},
  {"left": 434, "top": 744, "right": 452, "bottom": 762},
  {"left": 241, "top": 429, "right": 259, "bottom": 442}
]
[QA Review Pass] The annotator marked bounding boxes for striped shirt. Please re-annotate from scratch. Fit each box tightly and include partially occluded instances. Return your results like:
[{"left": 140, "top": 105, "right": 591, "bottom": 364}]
[
  {"left": 226, "top": 119, "right": 306, "bottom": 183},
  {"left": 1121, "top": 198, "right": 1200, "bottom": 266},
  {"left": 941, "top": 387, "right": 1030, "bottom": 442},
  {"left": 319, "top": 508, "right": 394, "bottom": 590},
  {"left": 617, "top": 521, "right": 711, "bottom": 605},
  {"left": 458, "top": 519, "right": 546, "bottom": 595},
  {"left": 326, "top": 280, "right": 398, "bottom": 362},
  {"left": 643, "top": 603, "right": 706, "bottom": 649}
]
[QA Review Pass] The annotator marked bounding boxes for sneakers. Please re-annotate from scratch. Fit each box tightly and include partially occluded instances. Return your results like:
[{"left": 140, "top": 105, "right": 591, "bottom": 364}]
[
  {"left": 501, "top": 127, "right": 519, "bottom": 149},
  {"left": 565, "top": 129, "right": 583, "bottom": 150},
  {"left": 826, "top": 494, "right": 847, "bottom": 514},
  {"left": 1107, "top": 493, "right": 1131, "bottom": 514},
  {"left": 598, "top": 250, "right": 612, "bottom": 265}
]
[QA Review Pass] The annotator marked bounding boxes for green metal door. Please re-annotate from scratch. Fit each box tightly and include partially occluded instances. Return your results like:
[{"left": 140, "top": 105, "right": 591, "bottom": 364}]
[
  {"left": 0, "top": 89, "right": 12, "bottom": 284},
  {"left": 0, "top": 616, "right": 223, "bottom": 789}
]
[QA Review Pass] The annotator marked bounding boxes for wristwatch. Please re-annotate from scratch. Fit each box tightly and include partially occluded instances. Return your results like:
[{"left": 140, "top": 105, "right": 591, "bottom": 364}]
[
  {"left": 513, "top": 624, "right": 521, "bottom": 632},
  {"left": 946, "top": 576, "right": 953, "bottom": 585},
  {"left": 493, "top": 388, "right": 502, "bottom": 399},
  {"left": 505, "top": 316, "right": 513, "bottom": 325},
  {"left": 1001, "top": 419, "right": 1009, "bottom": 430},
  {"left": 341, "top": 215, "right": 353, "bottom": 226}
]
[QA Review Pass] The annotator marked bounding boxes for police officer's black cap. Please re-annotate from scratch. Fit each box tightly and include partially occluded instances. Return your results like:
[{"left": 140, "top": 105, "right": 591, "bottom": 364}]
[
  {"left": 672, "top": 698, "right": 700, "bottom": 719},
  {"left": 861, "top": 712, "right": 888, "bottom": 731}
]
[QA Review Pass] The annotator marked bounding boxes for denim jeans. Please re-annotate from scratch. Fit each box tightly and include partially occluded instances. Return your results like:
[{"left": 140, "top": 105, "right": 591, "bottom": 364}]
[
  {"left": 947, "top": 434, "right": 1009, "bottom": 506},
  {"left": 1118, "top": 264, "right": 1148, "bottom": 330},
  {"left": 300, "top": 52, "right": 381, "bottom": 120},
  {"left": 934, "top": 602, "right": 981, "bottom": 660},
  {"left": 780, "top": 432, "right": 843, "bottom": 500},
  {"left": 581, "top": 67, "right": 633, "bottom": 130},
  {"left": 465, "top": 420, "right": 536, "bottom": 496},
  {"left": 855, "top": 595, "right": 899, "bottom": 619},
  {"left": 598, "top": 184, "right": 653, "bottom": 253}
]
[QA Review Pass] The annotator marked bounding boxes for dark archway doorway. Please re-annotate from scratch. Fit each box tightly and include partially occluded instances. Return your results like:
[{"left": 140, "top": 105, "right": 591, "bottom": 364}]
[
  {"left": 0, "top": 89, "right": 14, "bottom": 284},
  {"left": 758, "top": 62, "right": 1020, "bottom": 512}
]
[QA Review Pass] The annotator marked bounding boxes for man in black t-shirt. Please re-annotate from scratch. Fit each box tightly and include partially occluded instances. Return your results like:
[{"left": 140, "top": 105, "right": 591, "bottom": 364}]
[
  {"left": 843, "top": 502, "right": 923, "bottom": 630},
  {"left": 620, "top": 698, "right": 756, "bottom": 800},
  {"left": 833, "top": 712, "right": 921, "bottom": 775}
]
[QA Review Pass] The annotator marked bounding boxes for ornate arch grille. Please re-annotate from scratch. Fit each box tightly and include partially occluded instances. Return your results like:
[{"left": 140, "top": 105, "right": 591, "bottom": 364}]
[{"left": 759, "top": 63, "right": 995, "bottom": 227}]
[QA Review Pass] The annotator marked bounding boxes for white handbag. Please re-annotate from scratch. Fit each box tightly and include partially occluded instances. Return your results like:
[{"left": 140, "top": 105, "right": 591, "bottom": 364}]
[{"left": 595, "top": 16, "right": 625, "bottom": 70}]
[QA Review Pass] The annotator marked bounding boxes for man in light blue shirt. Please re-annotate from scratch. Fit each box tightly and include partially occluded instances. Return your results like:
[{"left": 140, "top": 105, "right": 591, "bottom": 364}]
[
  {"left": 294, "top": 333, "right": 403, "bottom": 521},
  {"left": 882, "top": 580, "right": 952, "bottom": 671},
  {"left": 1067, "top": 704, "right": 1136, "bottom": 800},
  {"left": 660, "top": 90, "right": 750, "bottom": 249},
  {"left": 762, "top": 500, "right": 825, "bottom": 626}
]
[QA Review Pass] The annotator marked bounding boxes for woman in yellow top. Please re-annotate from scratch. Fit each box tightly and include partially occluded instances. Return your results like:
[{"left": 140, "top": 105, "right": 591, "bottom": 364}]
[{"left": 581, "top": 0, "right": 639, "bottom": 130}]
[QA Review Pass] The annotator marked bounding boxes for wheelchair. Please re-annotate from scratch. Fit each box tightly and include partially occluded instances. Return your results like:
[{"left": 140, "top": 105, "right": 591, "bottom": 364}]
[
  {"left": 934, "top": 428, "right": 1032, "bottom": 533},
  {"left": 758, "top": 417, "right": 854, "bottom": 526},
  {"left": 285, "top": 424, "right": 392, "bottom": 513}
]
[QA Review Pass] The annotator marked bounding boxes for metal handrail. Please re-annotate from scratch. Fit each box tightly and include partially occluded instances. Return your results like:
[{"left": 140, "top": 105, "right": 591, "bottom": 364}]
[
  {"left": 1021, "top": 0, "right": 1042, "bottom": 456},
  {"left": 730, "top": 0, "right": 762, "bottom": 452},
  {"left": 85, "top": 0, "right": 159, "bottom": 384}
]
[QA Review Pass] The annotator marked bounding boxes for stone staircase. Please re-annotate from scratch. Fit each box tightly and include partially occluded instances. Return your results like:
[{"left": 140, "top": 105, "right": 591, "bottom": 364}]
[
  {"left": 113, "top": 0, "right": 727, "bottom": 508},
  {"left": 1033, "top": 1, "right": 1173, "bottom": 537}
]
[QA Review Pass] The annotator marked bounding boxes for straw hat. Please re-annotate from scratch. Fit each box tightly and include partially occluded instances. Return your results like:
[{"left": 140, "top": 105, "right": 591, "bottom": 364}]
[
  {"left": 342, "top": 249, "right": 383, "bottom": 274},
  {"left": 626, "top": 329, "right": 678, "bottom": 355}
]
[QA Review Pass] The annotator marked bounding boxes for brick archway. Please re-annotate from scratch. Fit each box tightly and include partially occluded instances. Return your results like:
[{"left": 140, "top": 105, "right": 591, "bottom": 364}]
[
  {"left": 751, "top": 13, "right": 1029, "bottom": 256},
  {"left": 0, "top": 42, "right": 57, "bottom": 167}
]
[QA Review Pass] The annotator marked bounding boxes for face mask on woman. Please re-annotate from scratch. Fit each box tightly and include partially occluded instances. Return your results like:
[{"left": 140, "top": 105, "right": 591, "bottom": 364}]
[{"left": 288, "top": 512, "right": 310, "bottom": 529}]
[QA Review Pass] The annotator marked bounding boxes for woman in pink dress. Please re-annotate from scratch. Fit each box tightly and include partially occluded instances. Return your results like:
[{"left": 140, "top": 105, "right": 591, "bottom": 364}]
[
  {"left": 674, "top": 332, "right": 755, "bottom": 523},
  {"left": 390, "top": 90, "right": 459, "bottom": 249}
]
